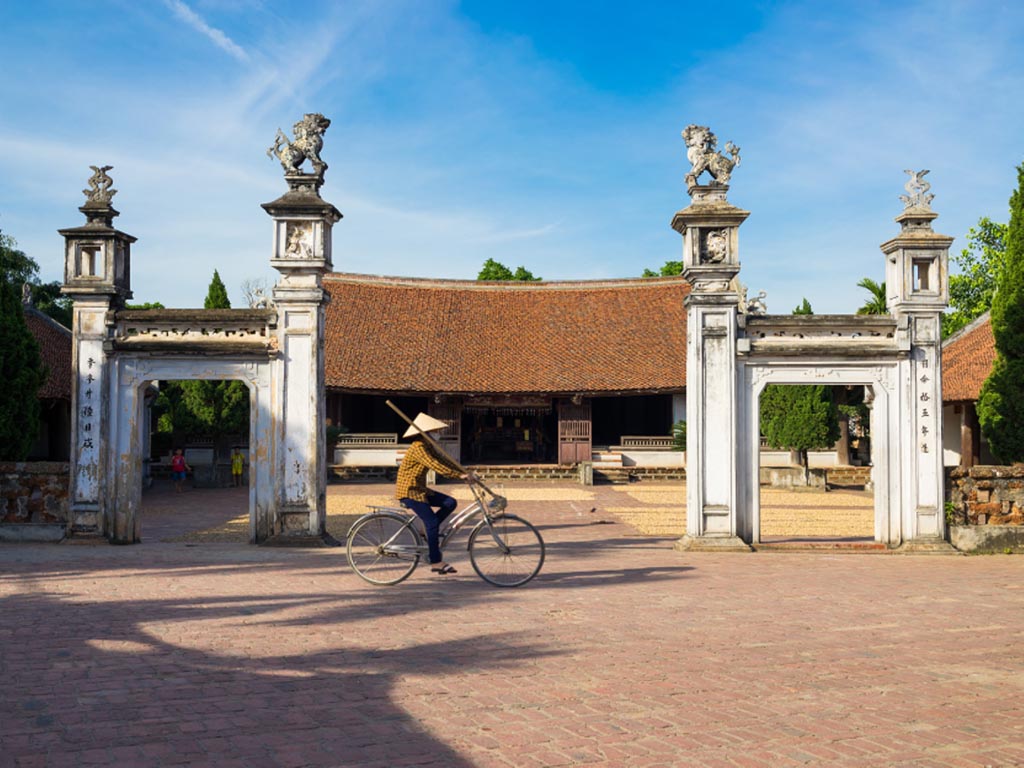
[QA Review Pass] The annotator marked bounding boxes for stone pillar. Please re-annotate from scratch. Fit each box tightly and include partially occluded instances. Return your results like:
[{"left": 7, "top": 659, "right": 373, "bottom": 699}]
[
  {"left": 672, "top": 183, "right": 750, "bottom": 551},
  {"left": 59, "top": 167, "right": 135, "bottom": 540},
  {"left": 262, "top": 174, "right": 341, "bottom": 543},
  {"left": 881, "top": 171, "right": 953, "bottom": 547}
]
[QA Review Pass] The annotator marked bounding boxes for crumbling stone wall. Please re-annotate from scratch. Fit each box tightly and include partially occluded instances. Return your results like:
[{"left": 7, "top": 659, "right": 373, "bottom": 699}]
[
  {"left": 1, "top": 462, "right": 70, "bottom": 525},
  {"left": 947, "top": 465, "right": 1024, "bottom": 526}
]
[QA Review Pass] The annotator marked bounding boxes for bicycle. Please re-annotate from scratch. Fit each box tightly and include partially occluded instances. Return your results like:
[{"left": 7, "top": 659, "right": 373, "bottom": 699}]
[{"left": 346, "top": 477, "right": 545, "bottom": 587}]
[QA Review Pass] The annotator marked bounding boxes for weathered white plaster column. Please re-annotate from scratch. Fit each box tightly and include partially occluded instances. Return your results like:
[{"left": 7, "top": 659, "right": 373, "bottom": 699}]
[
  {"left": 59, "top": 167, "right": 135, "bottom": 540},
  {"left": 881, "top": 171, "right": 953, "bottom": 548},
  {"left": 262, "top": 115, "right": 342, "bottom": 542},
  {"left": 671, "top": 125, "right": 751, "bottom": 551}
]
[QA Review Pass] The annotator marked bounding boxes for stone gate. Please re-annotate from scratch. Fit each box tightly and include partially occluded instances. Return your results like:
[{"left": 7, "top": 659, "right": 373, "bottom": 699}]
[
  {"left": 674, "top": 127, "right": 951, "bottom": 550},
  {"left": 60, "top": 116, "right": 339, "bottom": 544}
]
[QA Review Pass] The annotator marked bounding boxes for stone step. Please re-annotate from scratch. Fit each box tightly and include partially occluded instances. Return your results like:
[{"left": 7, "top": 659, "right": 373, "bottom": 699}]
[{"left": 753, "top": 539, "right": 888, "bottom": 553}]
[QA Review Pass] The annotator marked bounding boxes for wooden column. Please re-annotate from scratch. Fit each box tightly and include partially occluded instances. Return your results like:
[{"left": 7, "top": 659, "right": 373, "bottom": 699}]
[{"left": 960, "top": 402, "right": 980, "bottom": 469}]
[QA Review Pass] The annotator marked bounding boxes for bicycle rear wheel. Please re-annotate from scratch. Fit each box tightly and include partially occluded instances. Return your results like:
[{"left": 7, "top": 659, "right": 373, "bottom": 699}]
[
  {"left": 468, "top": 514, "right": 545, "bottom": 587},
  {"left": 347, "top": 513, "right": 421, "bottom": 585}
]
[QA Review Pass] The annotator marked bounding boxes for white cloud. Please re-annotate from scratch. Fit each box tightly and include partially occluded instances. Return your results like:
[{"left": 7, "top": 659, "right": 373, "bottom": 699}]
[{"left": 164, "top": 0, "right": 250, "bottom": 63}]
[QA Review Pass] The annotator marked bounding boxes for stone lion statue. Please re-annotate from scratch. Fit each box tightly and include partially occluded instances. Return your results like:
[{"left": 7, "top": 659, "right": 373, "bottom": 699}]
[
  {"left": 268, "top": 113, "right": 331, "bottom": 178},
  {"left": 682, "top": 124, "right": 740, "bottom": 189}
]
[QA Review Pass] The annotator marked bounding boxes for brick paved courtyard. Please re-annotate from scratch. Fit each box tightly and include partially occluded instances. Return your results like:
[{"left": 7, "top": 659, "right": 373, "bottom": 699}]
[{"left": 2, "top": 481, "right": 1023, "bottom": 767}]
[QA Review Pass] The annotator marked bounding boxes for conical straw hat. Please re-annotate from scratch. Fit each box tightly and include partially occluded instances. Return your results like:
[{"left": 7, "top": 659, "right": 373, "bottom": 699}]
[{"left": 403, "top": 413, "right": 449, "bottom": 438}]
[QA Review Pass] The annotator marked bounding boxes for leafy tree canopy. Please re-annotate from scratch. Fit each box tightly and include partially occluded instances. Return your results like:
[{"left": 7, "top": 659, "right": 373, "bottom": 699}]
[
  {"left": 0, "top": 274, "right": 45, "bottom": 460},
  {"left": 0, "top": 231, "right": 38, "bottom": 285},
  {"left": 978, "top": 164, "right": 1024, "bottom": 462},
  {"left": 855, "top": 278, "right": 888, "bottom": 316},
  {"left": 793, "top": 298, "right": 813, "bottom": 315},
  {"left": 477, "top": 258, "right": 541, "bottom": 281},
  {"left": 943, "top": 217, "right": 1007, "bottom": 337},
  {"left": 642, "top": 261, "right": 684, "bottom": 277},
  {"left": 1, "top": 231, "right": 73, "bottom": 328},
  {"left": 126, "top": 301, "right": 166, "bottom": 310}
]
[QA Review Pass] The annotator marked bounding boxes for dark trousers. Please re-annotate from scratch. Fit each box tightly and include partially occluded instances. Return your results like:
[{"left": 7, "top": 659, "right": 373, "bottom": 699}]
[{"left": 400, "top": 491, "right": 457, "bottom": 564}]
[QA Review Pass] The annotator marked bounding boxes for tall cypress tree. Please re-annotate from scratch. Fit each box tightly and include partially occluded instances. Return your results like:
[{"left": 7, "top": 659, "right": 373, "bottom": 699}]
[
  {"left": 760, "top": 299, "right": 840, "bottom": 481},
  {"left": 204, "top": 270, "right": 230, "bottom": 309},
  {"left": 163, "top": 272, "right": 249, "bottom": 455},
  {"left": 978, "top": 164, "right": 1024, "bottom": 462},
  {"left": 0, "top": 276, "right": 45, "bottom": 460}
]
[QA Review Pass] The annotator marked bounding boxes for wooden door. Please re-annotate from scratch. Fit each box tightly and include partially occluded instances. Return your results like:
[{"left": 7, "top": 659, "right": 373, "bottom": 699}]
[{"left": 558, "top": 401, "right": 592, "bottom": 465}]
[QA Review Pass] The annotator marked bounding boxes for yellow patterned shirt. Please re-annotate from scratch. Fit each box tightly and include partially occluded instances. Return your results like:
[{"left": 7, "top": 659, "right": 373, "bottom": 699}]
[{"left": 395, "top": 439, "right": 464, "bottom": 502}]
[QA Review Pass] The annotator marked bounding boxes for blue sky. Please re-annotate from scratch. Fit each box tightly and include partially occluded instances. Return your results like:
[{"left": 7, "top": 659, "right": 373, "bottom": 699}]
[{"left": 1, "top": 0, "right": 1022, "bottom": 312}]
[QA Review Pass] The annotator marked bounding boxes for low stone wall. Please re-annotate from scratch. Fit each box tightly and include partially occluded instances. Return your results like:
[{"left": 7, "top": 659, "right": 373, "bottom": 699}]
[
  {"left": 947, "top": 465, "right": 1024, "bottom": 526},
  {"left": 1, "top": 462, "right": 70, "bottom": 539},
  {"left": 759, "top": 466, "right": 827, "bottom": 489}
]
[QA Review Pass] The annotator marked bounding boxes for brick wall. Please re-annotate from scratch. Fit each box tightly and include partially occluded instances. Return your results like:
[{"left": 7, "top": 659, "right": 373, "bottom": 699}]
[
  {"left": 0, "top": 462, "right": 70, "bottom": 525},
  {"left": 947, "top": 465, "right": 1024, "bottom": 525}
]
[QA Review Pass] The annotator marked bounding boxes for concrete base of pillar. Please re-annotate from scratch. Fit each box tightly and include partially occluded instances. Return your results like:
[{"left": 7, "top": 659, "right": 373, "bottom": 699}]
[
  {"left": 259, "top": 531, "right": 342, "bottom": 548},
  {"left": 894, "top": 538, "right": 960, "bottom": 555},
  {"left": 674, "top": 535, "right": 752, "bottom": 552}
]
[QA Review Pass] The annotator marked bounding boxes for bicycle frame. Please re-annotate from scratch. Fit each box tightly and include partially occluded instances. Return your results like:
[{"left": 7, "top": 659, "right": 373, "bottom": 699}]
[{"left": 368, "top": 479, "right": 511, "bottom": 559}]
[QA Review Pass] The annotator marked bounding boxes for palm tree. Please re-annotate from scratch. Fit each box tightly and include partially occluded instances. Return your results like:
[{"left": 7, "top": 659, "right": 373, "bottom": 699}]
[{"left": 856, "top": 278, "right": 888, "bottom": 315}]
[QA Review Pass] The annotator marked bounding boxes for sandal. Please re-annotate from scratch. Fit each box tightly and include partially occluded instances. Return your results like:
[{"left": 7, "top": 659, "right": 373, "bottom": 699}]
[{"left": 431, "top": 564, "right": 457, "bottom": 575}]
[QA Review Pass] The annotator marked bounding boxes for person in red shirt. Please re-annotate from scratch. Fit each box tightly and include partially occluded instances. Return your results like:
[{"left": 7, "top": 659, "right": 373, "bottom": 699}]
[{"left": 170, "top": 448, "right": 191, "bottom": 493}]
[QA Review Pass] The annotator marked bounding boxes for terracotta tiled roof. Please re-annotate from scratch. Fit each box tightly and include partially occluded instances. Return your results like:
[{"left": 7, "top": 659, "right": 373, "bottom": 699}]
[
  {"left": 23, "top": 307, "right": 72, "bottom": 401},
  {"left": 942, "top": 312, "right": 995, "bottom": 402},
  {"left": 323, "top": 274, "right": 689, "bottom": 395}
]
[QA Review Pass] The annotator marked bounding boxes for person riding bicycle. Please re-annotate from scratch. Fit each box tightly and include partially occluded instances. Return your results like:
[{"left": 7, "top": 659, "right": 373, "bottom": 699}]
[{"left": 396, "top": 413, "right": 472, "bottom": 575}]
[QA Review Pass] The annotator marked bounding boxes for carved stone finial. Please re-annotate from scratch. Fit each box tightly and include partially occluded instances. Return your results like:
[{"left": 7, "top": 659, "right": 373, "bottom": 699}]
[
  {"left": 267, "top": 113, "right": 331, "bottom": 194},
  {"left": 83, "top": 165, "right": 117, "bottom": 206},
  {"left": 682, "top": 124, "right": 740, "bottom": 195},
  {"left": 899, "top": 169, "right": 935, "bottom": 211}
]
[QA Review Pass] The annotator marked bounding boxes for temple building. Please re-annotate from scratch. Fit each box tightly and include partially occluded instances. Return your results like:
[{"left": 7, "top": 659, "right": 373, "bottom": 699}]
[
  {"left": 323, "top": 273, "right": 688, "bottom": 470},
  {"left": 942, "top": 312, "right": 997, "bottom": 468}
]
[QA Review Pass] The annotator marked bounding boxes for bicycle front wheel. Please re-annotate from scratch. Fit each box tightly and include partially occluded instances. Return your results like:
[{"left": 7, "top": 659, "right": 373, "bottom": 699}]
[
  {"left": 468, "top": 514, "right": 545, "bottom": 587},
  {"left": 347, "top": 513, "right": 421, "bottom": 586}
]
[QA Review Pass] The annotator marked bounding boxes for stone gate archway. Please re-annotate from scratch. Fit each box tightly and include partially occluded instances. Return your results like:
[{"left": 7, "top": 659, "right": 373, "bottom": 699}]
[
  {"left": 60, "top": 120, "right": 341, "bottom": 544},
  {"left": 673, "top": 127, "right": 952, "bottom": 551}
]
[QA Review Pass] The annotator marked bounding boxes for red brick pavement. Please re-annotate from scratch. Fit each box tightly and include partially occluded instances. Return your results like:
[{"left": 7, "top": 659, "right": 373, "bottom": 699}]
[{"left": 1, "top": 481, "right": 1023, "bottom": 767}]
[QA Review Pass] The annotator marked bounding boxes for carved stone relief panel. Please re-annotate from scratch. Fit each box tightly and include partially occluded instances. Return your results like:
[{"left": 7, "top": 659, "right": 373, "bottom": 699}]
[
  {"left": 285, "top": 222, "right": 314, "bottom": 259},
  {"left": 700, "top": 229, "right": 730, "bottom": 264}
]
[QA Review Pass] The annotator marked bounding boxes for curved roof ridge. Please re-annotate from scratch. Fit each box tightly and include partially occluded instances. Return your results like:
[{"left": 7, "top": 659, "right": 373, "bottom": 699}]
[{"left": 324, "top": 271, "right": 689, "bottom": 291}]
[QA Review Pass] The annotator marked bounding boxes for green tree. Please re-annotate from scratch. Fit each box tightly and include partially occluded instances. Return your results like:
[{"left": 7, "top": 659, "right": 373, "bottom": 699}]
[
  {"left": 0, "top": 231, "right": 38, "bottom": 285},
  {"left": 29, "top": 281, "right": 73, "bottom": 328},
  {"left": 671, "top": 420, "right": 687, "bottom": 451},
  {"left": 855, "top": 278, "right": 888, "bottom": 315},
  {"left": 0, "top": 275, "right": 45, "bottom": 460},
  {"left": 477, "top": 258, "right": 541, "bottom": 281},
  {"left": 0, "top": 231, "right": 73, "bottom": 328},
  {"left": 204, "top": 270, "right": 230, "bottom": 308},
  {"left": 978, "top": 164, "right": 1024, "bottom": 462},
  {"left": 761, "top": 384, "right": 840, "bottom": 481},
  {"left": 512, "top": 265, "right": 542, "bottom": 281},
  {"left": 943, "top": 217, "right": 1007, "bottom": 337},
  {"left": 759, "top": 301, "right": 840, "bottom": 481},
  {"left": 642, "top": 260, "right": 684, "bottom": 277},
  {"left": 163, "top": 272, "right": 249, "bottom": 452},
  {"left": 2, "top": 232, "right": 72, "bottom": 328}
]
